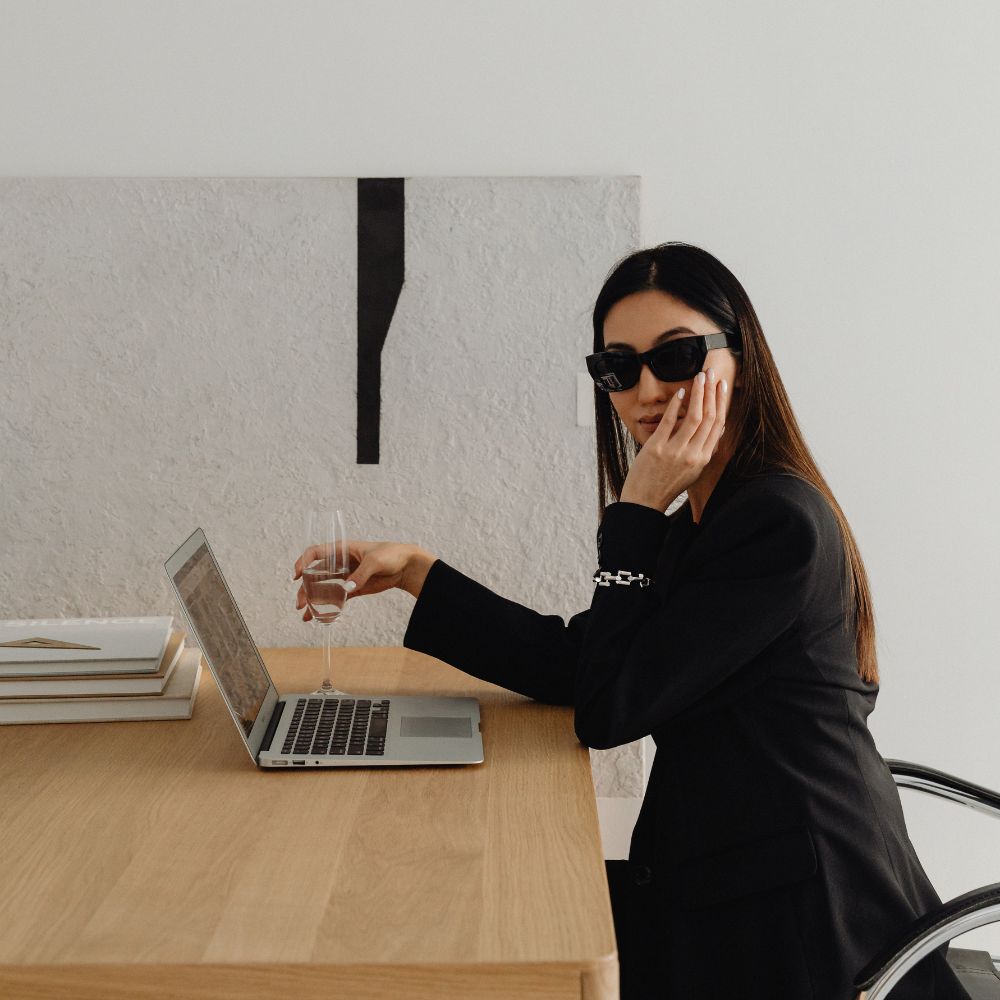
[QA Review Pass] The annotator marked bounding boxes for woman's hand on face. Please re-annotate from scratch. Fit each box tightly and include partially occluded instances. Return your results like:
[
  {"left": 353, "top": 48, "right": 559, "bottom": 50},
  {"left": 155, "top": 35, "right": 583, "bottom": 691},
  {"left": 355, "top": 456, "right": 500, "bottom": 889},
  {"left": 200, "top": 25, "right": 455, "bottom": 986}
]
[
  {"left": 620, "top": 367, "right": 730, "bottom": 512},
  {"left": 292, "top": 540, "right": 416, "bottom": 622}
]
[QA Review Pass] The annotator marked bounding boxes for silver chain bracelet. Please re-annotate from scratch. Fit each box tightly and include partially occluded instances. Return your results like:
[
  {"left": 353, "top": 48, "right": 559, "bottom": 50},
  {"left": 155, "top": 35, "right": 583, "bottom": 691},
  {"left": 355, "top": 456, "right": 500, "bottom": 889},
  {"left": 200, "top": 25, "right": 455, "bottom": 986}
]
[{"left": 592, "top": 569, "right": 654, "bottom": 588}]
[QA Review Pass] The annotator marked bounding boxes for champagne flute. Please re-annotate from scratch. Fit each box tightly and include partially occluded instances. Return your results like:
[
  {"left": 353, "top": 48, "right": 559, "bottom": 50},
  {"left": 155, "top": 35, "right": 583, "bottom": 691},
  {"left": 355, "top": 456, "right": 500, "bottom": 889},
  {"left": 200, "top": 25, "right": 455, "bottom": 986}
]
[{"left": 301, "top": 509, "right": 353, "bottom": 697}]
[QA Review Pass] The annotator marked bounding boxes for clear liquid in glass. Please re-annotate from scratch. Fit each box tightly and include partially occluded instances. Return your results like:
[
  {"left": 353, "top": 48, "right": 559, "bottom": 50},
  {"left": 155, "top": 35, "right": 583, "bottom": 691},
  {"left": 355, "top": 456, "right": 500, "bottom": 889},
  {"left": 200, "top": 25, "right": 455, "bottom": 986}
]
[{"left": 302, "top": 563, "right": 349, "bottom": 624}]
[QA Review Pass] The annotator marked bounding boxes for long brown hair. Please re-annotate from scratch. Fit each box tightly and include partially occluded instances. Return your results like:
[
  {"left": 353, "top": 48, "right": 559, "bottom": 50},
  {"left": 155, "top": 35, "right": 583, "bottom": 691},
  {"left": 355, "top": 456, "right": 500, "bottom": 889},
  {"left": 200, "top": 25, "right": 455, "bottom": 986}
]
[{"left": 592, "top": 242, "right": 877, "bottom": 685}]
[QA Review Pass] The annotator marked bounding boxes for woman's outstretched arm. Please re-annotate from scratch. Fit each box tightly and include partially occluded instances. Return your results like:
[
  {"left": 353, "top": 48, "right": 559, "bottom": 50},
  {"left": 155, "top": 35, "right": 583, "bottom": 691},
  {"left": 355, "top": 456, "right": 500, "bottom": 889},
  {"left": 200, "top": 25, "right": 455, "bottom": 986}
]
[
  {"left": 402, "top": 555, "right": 590, "bottom": 707},
  {"left": 402, "top": 481, "right": 820, "bottom": 731}
]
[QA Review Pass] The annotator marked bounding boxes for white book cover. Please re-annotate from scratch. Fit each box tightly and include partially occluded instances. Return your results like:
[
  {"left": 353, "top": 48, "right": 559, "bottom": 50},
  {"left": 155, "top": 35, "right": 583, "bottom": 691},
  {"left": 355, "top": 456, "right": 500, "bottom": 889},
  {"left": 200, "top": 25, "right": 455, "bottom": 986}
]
[
  {"left": 0, "top": 647, "right": 203, "bottom": 725},
  {"left": 0, "top": 630, "right": 186, "bottom": 698},
  {"left": 0, "top": 616, "right": 174, "bottom": 677}
]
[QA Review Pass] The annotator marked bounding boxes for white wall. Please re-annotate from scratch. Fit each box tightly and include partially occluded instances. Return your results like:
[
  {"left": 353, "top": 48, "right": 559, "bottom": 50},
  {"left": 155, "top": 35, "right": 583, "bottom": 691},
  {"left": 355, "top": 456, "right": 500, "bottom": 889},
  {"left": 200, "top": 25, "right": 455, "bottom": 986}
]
[
  {"left": 3, "top": 0, "right": 1000, "bottom": 954},
  {"left": 1, "top": 173, "right": 649, "bottom": 824}
]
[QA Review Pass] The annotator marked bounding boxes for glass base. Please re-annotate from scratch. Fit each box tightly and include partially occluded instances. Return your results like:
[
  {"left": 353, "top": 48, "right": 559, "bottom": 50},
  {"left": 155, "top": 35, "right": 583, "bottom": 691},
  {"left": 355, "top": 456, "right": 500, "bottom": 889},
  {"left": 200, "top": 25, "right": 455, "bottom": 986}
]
[{"left": 309, "top": 684, "right": 352, "bottom": 697}]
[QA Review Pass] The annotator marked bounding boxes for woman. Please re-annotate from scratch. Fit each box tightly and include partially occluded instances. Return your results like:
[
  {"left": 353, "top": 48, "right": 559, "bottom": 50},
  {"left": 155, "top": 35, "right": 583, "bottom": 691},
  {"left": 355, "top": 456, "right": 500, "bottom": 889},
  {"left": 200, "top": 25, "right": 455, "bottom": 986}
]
[{"left": 293, "top": 243, "right": 968, "bottom": 999}]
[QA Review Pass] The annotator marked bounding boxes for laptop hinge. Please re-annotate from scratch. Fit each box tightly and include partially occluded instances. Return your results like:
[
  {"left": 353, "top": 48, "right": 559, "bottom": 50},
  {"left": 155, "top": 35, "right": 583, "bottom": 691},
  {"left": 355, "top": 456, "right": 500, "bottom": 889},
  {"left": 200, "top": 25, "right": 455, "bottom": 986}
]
[{"left": 259, "top": 699, "right": 285, "bottom": 753}]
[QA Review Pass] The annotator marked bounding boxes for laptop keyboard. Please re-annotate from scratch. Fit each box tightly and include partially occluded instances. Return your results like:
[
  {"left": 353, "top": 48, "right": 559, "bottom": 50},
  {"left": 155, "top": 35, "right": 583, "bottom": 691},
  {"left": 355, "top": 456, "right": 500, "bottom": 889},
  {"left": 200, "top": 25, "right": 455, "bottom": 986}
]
[{"left": 281, "top": 697, "right": 389, "bottom": 758}]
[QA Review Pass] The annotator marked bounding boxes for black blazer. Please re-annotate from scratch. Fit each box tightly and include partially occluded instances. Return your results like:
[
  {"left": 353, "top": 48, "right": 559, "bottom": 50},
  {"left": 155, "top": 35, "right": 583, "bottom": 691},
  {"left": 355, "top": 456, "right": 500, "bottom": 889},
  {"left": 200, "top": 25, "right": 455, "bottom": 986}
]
[{"left": 402, "top": 460, "right": 969, "bottom": 1000}]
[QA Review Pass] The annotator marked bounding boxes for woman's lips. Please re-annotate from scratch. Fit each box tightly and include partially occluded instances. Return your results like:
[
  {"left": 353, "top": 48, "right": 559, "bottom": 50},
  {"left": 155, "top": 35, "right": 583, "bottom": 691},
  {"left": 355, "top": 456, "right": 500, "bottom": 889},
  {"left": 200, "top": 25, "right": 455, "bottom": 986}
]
[{"left": 639, "top": 413, "right": 686, "bottom": 428}]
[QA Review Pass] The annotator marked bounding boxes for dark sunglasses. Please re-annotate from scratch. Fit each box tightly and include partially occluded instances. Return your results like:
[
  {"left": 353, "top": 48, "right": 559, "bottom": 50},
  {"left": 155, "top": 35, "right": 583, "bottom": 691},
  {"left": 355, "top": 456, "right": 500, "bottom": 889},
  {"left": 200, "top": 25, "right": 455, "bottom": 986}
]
[{"left": 586, "top": 331, "right": 742, "bottom": 392}]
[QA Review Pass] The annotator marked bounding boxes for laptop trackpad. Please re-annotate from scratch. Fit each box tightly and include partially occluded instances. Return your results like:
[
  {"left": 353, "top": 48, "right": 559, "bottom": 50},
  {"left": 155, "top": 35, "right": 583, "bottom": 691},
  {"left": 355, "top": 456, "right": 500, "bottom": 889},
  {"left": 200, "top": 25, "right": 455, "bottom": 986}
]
[{"left": 399, "top": 715, "right": 472, "bottom": 738}]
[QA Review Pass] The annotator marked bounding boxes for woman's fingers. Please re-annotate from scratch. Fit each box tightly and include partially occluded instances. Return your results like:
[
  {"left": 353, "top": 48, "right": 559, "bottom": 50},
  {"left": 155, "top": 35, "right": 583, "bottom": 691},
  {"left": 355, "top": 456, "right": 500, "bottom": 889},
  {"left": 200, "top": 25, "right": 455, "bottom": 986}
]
[
  {"left": 294, "top": 539, "right": 369, "bottom": 619},
  {"left": 668, "top": 384, "right": 685, "bottom": 420},
  {"left": 296, "top": 583, "right": 309, "bottom": 618},
  {"left": 293, "top": 547, "right": 314, "bottom": 579},
  {"left": 345, "top": 542, "right": 365, "bottom": 576},
  {"left": 295, "top": 583, "right": 312, "bottom": 621},
  {"left": 650, "top": 386, "right": 686, "bottom": 441},
  {"left": 294, "top": 545, "right": 318, "bottom": 579},
  {"left": 686, "top": 368, "right": 729, "bottom": 453},
  {"left": 675, "top": 366, "right": 706, "bottom": 443},
  {"left": 295, "top": 540, "right": 366, "bottom": 579},
  {"left": 294, "top": 542, "right": 341, "bottom": 579},
  {"left": 691, "top": 369, "right": 717, "bottom": 448},
  {"left": 711, "top": 377, "right": 728, "bottom": 456},
  {"left": 711, "top": 375, "right": 726, "bottom": 448}
]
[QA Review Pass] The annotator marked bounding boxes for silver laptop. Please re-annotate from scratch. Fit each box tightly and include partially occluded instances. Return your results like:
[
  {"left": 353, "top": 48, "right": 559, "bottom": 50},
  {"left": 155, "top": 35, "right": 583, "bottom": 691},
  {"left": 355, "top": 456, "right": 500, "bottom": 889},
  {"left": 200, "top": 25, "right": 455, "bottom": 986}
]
[{"left": 164, "top": 528, "right": 484, "bottom": 769}]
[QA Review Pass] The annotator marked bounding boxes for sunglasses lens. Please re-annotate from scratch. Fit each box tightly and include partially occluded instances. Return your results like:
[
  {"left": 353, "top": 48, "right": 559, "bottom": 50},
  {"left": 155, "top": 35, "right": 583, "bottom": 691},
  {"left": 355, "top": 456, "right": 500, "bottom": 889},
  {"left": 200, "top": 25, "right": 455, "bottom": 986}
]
[
  {"left": 587, "top": 352, "right": 639, "bottom": 391},
  {"left": 650, "top": 340, "right": 702, "bottom": 380}
]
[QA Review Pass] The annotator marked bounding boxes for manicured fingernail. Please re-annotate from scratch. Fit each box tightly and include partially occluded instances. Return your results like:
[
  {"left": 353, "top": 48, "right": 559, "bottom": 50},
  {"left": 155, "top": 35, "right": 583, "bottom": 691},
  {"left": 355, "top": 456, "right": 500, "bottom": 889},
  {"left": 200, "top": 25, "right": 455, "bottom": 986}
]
[
  {"left": 707, "top": 367, "right": 715, "bottom": 380},
  {"left": 698, "top": 371, "right": 706, "bottom": 384},
  {"left": 722, "top": 379, "right": 728, "bottom": 394},
  {"left": 678, "top": 388, "right": 686, "bottom": 399}
]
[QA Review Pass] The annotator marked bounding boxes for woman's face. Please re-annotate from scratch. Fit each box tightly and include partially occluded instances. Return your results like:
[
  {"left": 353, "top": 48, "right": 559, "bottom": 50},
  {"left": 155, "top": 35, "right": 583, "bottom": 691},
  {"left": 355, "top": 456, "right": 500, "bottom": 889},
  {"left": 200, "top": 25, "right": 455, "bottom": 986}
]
[{"left": 602, "top": 289, "right": 742, "bottom": 444}]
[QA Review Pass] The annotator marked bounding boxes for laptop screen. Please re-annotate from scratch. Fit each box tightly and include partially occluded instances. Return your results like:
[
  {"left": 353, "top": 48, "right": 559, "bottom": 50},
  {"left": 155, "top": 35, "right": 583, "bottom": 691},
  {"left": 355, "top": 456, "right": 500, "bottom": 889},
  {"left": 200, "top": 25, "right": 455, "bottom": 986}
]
[{"left": 170, "top": 535, "right": 271, "bottom": 738}]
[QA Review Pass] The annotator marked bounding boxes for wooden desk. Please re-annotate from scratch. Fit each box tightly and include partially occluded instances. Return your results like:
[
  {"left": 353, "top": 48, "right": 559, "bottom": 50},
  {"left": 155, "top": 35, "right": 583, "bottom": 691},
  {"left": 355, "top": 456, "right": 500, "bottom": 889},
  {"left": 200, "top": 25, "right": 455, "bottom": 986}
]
[{"left": 0, "top": 646, "right": 618, "bottom": 1000}]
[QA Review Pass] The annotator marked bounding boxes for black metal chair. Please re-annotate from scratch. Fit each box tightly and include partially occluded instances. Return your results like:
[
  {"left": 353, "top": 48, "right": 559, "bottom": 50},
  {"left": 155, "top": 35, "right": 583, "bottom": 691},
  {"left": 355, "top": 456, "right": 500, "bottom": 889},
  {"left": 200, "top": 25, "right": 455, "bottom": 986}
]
[{"left": 853, "top": 760, "right": 1000, "bottom": 999}]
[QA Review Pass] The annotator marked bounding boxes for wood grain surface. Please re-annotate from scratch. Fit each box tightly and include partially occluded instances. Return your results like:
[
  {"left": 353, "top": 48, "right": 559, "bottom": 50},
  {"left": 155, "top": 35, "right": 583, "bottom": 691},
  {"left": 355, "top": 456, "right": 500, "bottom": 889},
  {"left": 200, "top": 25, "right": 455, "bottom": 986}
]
[{"left": 0, "top": 646, "right": 618, "bottom": 999}]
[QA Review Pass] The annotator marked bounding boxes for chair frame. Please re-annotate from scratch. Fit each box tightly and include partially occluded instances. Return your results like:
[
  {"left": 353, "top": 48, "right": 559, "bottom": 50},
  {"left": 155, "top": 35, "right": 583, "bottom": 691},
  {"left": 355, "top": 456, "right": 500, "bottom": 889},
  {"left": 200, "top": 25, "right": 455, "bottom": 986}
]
[{"left": 853, "top": 760, "right": 1000, "bottom": 999}]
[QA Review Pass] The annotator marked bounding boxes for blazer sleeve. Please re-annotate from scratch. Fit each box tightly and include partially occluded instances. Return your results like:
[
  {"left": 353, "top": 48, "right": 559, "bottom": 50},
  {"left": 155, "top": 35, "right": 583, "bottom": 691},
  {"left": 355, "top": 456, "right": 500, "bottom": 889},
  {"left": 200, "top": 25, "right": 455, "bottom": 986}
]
[
  {"left": 575, "top": 489, "right": 821, "bottom": 749},
  {"left": 402, "top": 557, "right": 588, "bottom": 706}
]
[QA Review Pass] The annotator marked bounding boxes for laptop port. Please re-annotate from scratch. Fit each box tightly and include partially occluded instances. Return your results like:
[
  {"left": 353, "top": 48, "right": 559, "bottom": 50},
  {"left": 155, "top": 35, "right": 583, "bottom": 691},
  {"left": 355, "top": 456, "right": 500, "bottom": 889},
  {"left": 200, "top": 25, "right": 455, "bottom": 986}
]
[{"left": 293, "top": 760, "right": 305, "bottom": 765}]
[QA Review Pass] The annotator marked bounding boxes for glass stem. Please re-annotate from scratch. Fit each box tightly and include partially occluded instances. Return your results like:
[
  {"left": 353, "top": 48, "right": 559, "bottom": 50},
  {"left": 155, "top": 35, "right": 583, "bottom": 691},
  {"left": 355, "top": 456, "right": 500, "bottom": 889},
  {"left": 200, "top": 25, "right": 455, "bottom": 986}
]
[{"left": 321, "top": 622, "right": 333, "bottom": 691}]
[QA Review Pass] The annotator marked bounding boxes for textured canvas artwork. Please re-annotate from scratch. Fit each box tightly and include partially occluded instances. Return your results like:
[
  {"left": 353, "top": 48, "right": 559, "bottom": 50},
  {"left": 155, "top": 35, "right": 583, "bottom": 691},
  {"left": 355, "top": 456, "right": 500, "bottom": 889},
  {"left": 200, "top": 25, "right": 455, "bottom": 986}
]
[{"left": 0, "top": 175, "right": 643, "bottom": 798}]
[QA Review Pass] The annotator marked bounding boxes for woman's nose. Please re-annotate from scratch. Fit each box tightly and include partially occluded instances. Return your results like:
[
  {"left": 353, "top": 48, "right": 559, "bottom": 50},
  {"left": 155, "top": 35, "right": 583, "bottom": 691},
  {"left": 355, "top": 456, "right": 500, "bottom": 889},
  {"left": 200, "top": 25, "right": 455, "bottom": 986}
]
[{"left": 637, "top": 362, "right": 686, "bottom": 394}]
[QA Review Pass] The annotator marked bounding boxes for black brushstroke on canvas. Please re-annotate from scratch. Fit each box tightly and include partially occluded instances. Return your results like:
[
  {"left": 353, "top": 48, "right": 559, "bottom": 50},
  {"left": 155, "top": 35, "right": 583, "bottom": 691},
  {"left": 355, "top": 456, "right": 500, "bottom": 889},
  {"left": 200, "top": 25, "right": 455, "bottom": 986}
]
[{"left": 357, "top": 178, "right": 405, "bottom": 464}]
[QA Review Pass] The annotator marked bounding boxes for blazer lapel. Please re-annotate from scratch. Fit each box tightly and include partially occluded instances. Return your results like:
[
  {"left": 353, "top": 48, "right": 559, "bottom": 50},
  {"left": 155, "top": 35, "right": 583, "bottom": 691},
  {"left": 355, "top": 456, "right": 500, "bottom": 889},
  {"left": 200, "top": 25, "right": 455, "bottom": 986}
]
[
  {"left": 695, "top": 458, "right": 747, "bottom": 533},
  {"left": 655, "top": 505, "right": 695, "bottom": 587},
  {"left": 655, "top": 459, "right": 747, "bottom": 588}
]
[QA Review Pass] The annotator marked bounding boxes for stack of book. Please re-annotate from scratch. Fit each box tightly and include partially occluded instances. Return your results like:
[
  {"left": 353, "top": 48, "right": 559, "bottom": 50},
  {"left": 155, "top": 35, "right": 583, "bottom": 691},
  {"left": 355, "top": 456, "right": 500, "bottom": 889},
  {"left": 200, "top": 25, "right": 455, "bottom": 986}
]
[{"left": 0, "top": 616, "right": 202, "bottom": 725}]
